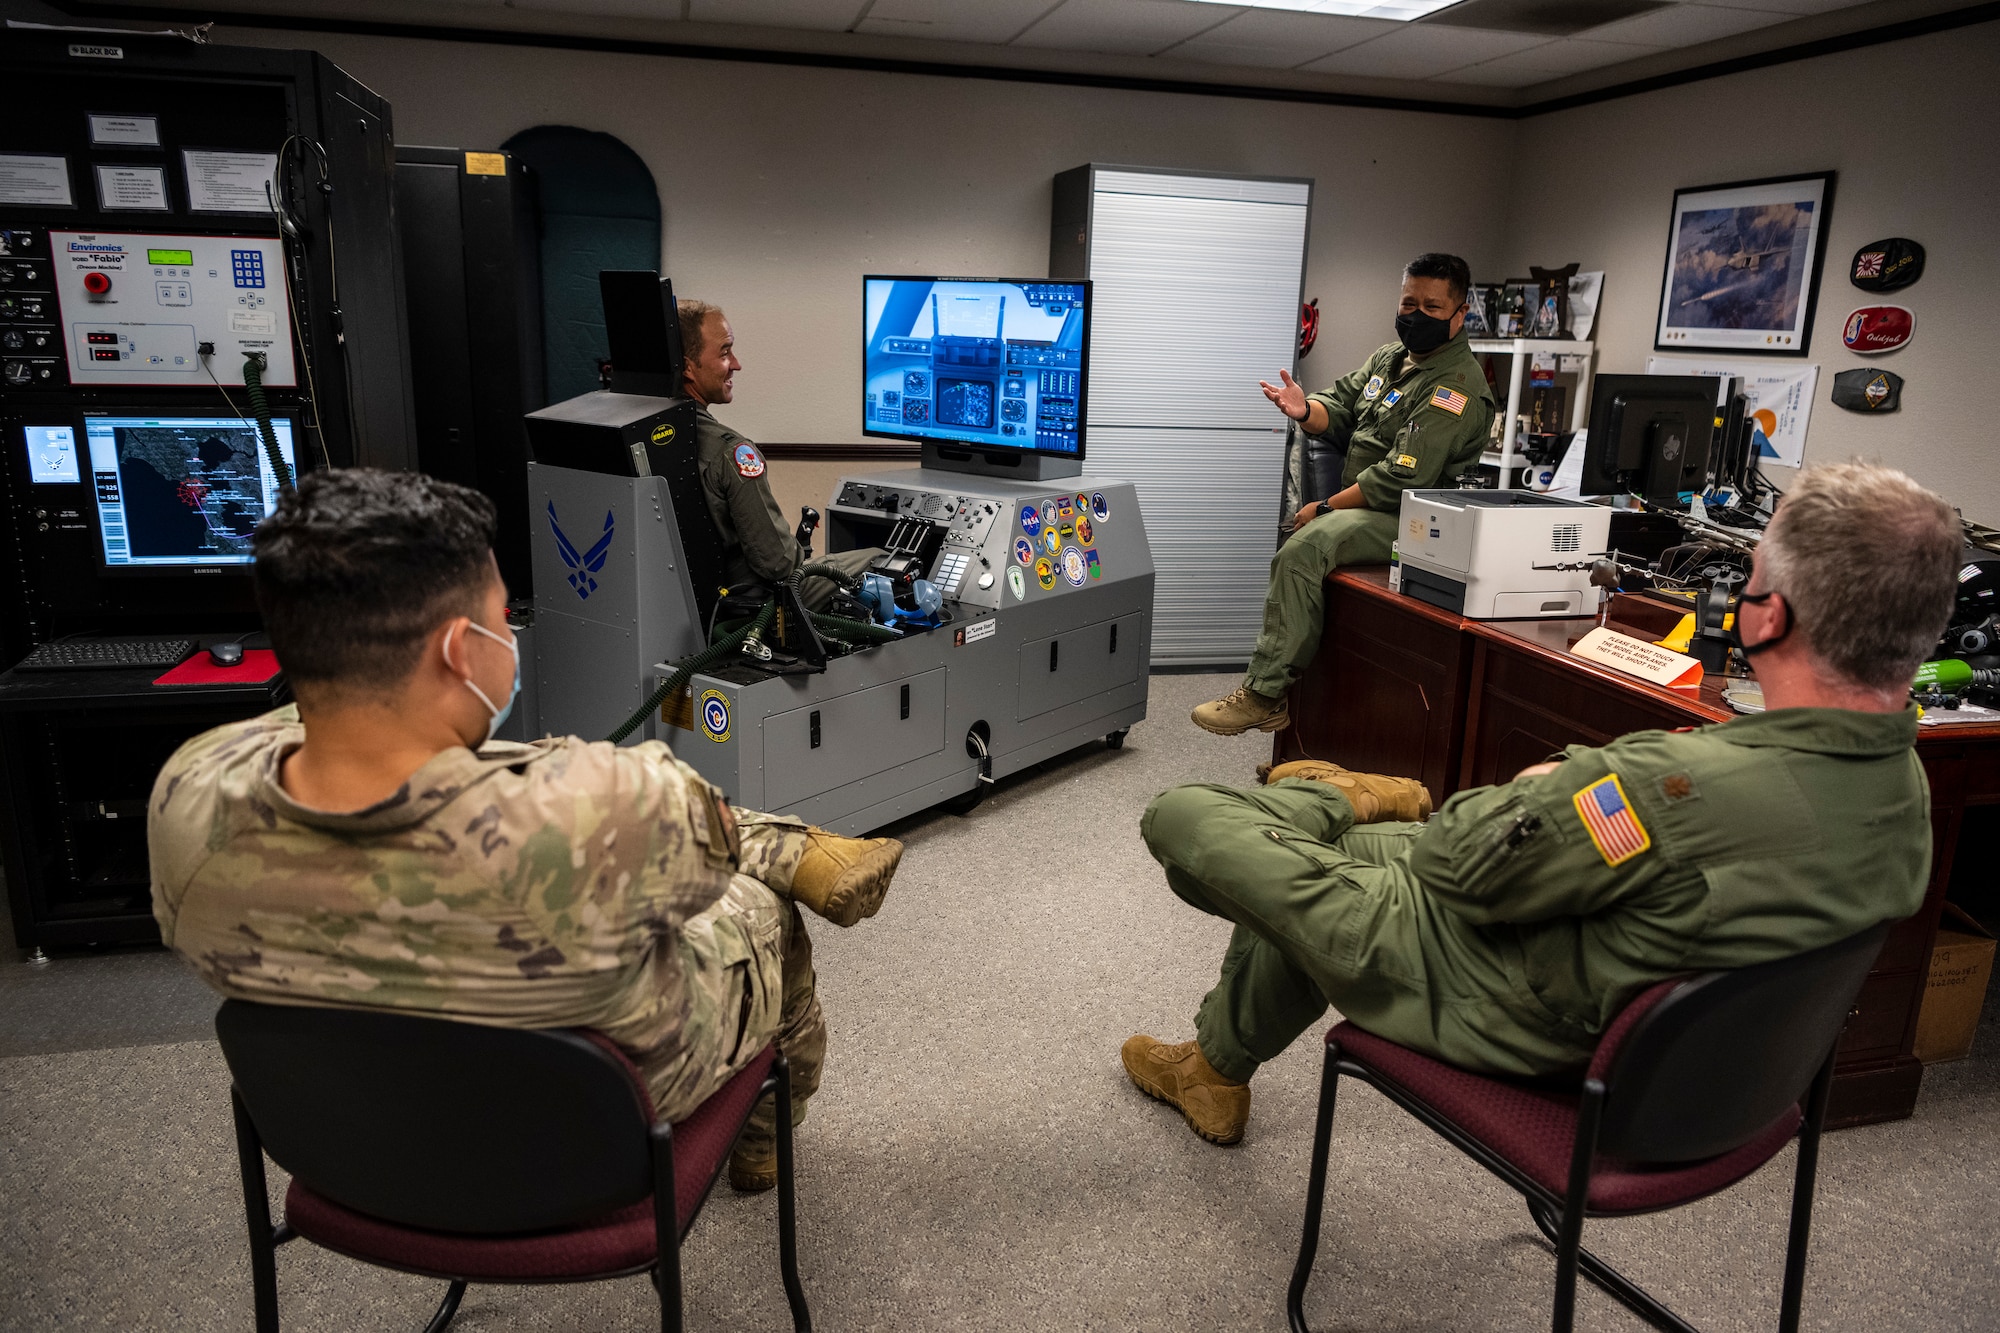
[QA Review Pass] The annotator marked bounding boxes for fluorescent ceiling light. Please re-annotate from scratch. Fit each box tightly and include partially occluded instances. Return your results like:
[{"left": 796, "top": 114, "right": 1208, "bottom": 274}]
[{"left": 1183, "top": 0, "right": 1466, "bottom": 19}]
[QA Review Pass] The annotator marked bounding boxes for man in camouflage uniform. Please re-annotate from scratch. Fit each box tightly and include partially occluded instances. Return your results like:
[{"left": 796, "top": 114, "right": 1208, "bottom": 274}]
[
  {"left": 149, "top": 469, "right": 902, "bottom": 1191},
  {"left": 1194, "top": 253, "right": 1496, "bottom": 736},
  {"left": 1130, "top": 462, "right": 1960, "bottom": 1145},
  {"left": 679, "top": 298, "right": 879, "bottom": 613}
]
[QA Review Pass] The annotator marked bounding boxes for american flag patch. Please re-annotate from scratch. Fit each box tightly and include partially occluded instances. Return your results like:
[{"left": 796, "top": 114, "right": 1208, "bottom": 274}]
[
  {"left": 1430, "top": 385, "right": 1469, "bottom": 416},
  {"left": 1573, "top": 774, "right": 1651, "bottom": 867}
]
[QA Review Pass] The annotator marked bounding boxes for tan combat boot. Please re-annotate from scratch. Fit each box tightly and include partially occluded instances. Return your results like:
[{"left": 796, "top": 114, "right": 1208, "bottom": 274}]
[
  {"left": 790, "top": 831, "right": 902, "bottom": 926},
  {"left": 727, "top": 1144, "right": 777, "bottom": 1193},
  {"left": 1265, "top": 760, "right": 1433, "bottom": 823},
  {"left": 1191, "top": 685, "right": 1290, "bottom": 736},
  {"left": 1120, "top": 1035, "right": 1252, "bottom": 1145}
]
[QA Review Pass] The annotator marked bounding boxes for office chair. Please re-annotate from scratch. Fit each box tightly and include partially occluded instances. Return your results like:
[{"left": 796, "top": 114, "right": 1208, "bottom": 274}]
[
  {"left": 215, "top": 999, "right": 810, "bottom": 1332},
  {"left": 1288, "top": 924, "right": 1891, "bottom": 1333}
]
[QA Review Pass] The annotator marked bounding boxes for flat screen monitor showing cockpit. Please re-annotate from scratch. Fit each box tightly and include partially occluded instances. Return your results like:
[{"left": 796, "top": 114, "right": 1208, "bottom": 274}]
[
  {"left": 82, "top": 415, "right": 296, "bottom": 570},
  {"left": 863, "top": 276, "right": 1091, "bottom": 458}
]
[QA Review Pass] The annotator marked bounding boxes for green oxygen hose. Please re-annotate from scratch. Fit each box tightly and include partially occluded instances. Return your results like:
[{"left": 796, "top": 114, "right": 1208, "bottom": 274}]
[
  {"left": 604, "top": 602, "right": 774, "bottom": 744},
  {"left": 809, "top": 611, "right": 900, "bottom": 644},
  {"left": 241, "top": 353, "right": 296, "bottom": 494}
]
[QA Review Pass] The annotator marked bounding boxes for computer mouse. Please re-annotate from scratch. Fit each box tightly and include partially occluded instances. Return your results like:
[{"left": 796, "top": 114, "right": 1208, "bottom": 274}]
[{"left": 208, "top": 642, "right": 245, "bottom": 668}]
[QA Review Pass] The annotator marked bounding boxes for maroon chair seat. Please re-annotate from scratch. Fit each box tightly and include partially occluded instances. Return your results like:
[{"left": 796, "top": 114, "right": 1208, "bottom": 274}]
[
  {"left": 284, "top": 1046, "right": 777, "bottom": 1284},
  {"left": 1331, "top": 1020, "right": 1800, "bottom": 1216},
  {"left": 1286, "top": 925, "right": 1893, "bottom": 1333}
]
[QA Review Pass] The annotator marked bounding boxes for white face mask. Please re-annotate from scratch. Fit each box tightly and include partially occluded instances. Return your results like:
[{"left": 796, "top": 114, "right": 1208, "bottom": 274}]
[{"left": 445, "top": 620, "right": 520, "bottom": 744}]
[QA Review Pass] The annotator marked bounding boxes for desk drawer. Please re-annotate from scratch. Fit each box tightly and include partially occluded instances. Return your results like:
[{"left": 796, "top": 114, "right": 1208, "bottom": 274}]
[{"left": 1836, "top": 969, "right": 1920, "bottom": 1063}]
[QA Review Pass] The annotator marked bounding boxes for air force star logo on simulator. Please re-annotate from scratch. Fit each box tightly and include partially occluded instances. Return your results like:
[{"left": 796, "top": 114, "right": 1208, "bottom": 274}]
[{"left": 548, "top": 502, "right": 615, "bottom": 600}]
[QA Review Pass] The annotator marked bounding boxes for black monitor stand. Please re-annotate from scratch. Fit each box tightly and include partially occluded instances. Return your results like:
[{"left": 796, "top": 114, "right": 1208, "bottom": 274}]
[{"left": 921, "top": 441, "right": 1083, "bottom": 481}]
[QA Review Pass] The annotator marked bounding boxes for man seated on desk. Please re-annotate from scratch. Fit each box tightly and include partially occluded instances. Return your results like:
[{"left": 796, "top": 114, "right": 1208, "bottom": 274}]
[
  {"left": 147, "top": 469, "right": 904, "bottom": 1191},
  {"left": 1126, "top": 461, "right": 1958, "bottom": 1145},
  {"left": 1193, "top": 253, "right": 1496, "bottom": 736},
  {"left": 680, "top": 298, "right": 879, "bottom": 612}
]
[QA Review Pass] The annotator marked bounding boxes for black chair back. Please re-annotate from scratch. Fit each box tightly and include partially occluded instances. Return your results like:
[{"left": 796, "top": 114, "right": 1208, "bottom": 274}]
[
  {"left": 215, "top": 1000, "right": 654, "bottom": 1235},
  {"left": 1595, "top": 923, "right": 1890, "bottom": 1163}
]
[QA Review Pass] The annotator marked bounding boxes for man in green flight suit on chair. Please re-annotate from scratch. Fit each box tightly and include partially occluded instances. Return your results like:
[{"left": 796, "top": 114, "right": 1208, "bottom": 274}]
[
  {"left": 679, "top": 298, "right": 880, "bottom": 612},
  {"left": 1194, "top": 253, "right": 1496, "bottom": 736},
  {"left": 1127, "top": 461, "right": 1962, "bottom": 1145}
]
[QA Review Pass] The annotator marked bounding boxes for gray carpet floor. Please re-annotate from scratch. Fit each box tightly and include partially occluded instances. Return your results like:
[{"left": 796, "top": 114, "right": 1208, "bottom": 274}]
[{"left": 3, "top": 670, "right": 1995, "bottom": 1331}]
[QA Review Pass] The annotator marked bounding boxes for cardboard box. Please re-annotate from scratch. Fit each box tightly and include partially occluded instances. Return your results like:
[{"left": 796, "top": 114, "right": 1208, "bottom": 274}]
[{"left": 1913, "top": 904, "right": 1997, "bottom": 1064}]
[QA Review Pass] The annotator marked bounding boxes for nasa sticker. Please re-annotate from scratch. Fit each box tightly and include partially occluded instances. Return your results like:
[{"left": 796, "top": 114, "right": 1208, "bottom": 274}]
[
  {"left": 1020, "top": 504, "right": 1042, "bottom": 537},
  {"left": 1035, "top": 556, "right": 1056, "bottom": 591},
  {"left": 1061, "top": 545, "right": 1088, "bottom": 587},
  {"left": 699, "top": 690, "right": 731, "bottom": 743},
  {"left": 732, "top": 442, "right": 765, "bottom": 478},
  {"left": 1007, "top": 565, "right": 1025, "bottom": 601},
  {"left": 1842, "top": 305, "right": 1913, "bottom": 354},
  {"left": 1014, "top": 536, "right": 1035, "bottom": 565},
  {"left": 1090, "top": 492, "right": 1109, "bottom": 522}
]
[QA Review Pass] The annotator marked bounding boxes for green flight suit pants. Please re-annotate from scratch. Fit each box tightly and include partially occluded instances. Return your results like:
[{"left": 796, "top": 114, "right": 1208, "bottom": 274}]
[
  {"left": 1140, "top": 778, "right": 1428, "bottom": 1084},
  {"left": 1243, "top": 508, "right": 1396, "bottom": 699}
]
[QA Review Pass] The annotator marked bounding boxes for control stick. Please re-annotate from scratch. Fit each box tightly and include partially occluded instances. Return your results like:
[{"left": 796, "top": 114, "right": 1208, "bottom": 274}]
[{"left": 795, "top": 506, "right": 821, "bottom": 555}]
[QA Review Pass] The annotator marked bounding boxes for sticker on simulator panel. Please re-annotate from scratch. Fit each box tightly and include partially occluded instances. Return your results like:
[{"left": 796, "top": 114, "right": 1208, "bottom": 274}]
[
  {"left": 1007, "top": 565, "right": 1025, "bottom": 601},
  {"left": 1035, "top": 557, "right": 1056, "bottom": 591},
  {"left": 1085, "top": 548, "right": 1102, "bottom": 579},
  {"left": 1014, "top": 536, "right": 1035, "bottom": 565},
  {"left": 1074, "top": 493, "right": 1089, "bottom": 513},
  {"left": 1061, "top": 545, "right": 1088, "bottom": 587},
  {"left": 1020, "top": 504, "right": 1043, "bottom": 537},
  {"left": 1075, "top": 517, "right": 1093, "bottom": 545},
  {"left": 1043, "top": 530, "right": 1061, "bottom": 556},
  {"left": 1059, "top": 522, "right": 1074, "bottom": 538},
  {"left": 954, "top": 618, "right": 998, "bottom": 647},
  {"left": 1057, "top": 497, "right": 1074, "bottom": 520},
  {"left": 1041, "top": 500, "right": 1059, "bottom": 530},
  {"left": 1090, "top": 492, "right": 1109, "bottom": 522},
  {"left": 700, "top": 690, "right": 731, "bottom": 743}
]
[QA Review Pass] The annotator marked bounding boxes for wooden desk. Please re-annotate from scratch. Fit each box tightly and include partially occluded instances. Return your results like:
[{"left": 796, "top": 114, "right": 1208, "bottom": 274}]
[{"left": 1277, "top": 567, "right": 2000, "bottom": 1129}]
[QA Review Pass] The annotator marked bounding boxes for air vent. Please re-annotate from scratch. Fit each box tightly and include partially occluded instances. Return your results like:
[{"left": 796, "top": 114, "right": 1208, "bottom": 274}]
[
  {"left": 1551, "top": 523, "right": 1582, "bottom": 553},
  {"left": 1424, "top": 0, "right": 1671, "bottom": 36}
]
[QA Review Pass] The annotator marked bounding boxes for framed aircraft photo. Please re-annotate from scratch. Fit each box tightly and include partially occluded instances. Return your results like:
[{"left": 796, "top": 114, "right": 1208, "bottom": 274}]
[{"left": 1654, "top": 172, "right": 1835, "bottom": 356}]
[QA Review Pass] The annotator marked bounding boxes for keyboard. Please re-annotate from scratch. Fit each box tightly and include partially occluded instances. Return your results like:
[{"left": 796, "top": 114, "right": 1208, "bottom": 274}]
[{"left": 15, "top": 638, "right": 197, "bottom": 672}]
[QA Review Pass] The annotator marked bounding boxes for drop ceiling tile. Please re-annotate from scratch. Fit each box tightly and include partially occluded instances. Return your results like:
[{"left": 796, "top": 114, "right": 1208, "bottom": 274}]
[
  {"left": 687, "top": 0, "right": 870, "bottom": 30},
  {"left": 1452, "top": 33, "right": 1666, "bottom": 75},
  {"left": 1432, "top": 59, "right": 1570, "bottom": 84},
  {"left": 1163, "top": 9, "right": 1400, "bottom": 66},
  {"left": 1299, "top": 24, "right": 1548, "bottom": 77},
  {"left": 1581, "top": 2, "right": 1795, "bottom": 45},
  {"left": 857, "top": 0, "right": 1062, "bottom": 44},
  {"left": 1011, "top": 0, "right": 1246, "bottom": 56}
]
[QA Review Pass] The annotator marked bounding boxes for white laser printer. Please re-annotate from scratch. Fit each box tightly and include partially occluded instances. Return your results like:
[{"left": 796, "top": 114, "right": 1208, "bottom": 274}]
[{"left": 1394, "top": 489, "right": 1613, "bottom": 620}]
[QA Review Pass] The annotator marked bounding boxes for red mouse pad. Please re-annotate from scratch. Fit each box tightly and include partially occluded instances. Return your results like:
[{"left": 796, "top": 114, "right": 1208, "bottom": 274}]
[{"left": 154, "top": 648, "right": 282, "bottom": 686}]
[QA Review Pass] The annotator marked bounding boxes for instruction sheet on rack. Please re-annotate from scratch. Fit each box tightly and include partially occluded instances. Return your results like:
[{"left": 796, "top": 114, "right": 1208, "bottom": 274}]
[{"left": 1646, "top": 357, "right": 1817, "bottom": 469}]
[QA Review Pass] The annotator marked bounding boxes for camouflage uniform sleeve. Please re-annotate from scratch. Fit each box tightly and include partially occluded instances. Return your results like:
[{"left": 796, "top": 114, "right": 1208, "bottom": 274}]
[
  {"left": 1304, "top": 357, "right": 1374, "bottom": 442},
  {"left": 604, "top": 740, "right": 740, "bottom": 932},
  {"left": 148, "top": 705, "right": 302, "bottom": 948},
  {"left": 1352, "top": 369, "right": 1493, "bottom": 511},
  {"left": 713, "top": 430, "right": 802, "bottom": 586},
  {"left": 1406, "top": 741, "right": 1670, "bottom": 926}
]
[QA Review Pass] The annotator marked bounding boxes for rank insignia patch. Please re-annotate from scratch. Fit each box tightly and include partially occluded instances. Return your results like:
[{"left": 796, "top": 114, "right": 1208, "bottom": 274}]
[
  {"left": 1430, "top": 386, "right": 1469, "bottom": 416},
  {"left": 1573, "top": 775, "right": 1651, "bottom": 867},
  {"left": 1363, "top": 374, "right": 1385, "bottom": 400}
]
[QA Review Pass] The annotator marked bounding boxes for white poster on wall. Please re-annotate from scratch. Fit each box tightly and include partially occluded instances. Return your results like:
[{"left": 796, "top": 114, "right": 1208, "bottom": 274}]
[{"left": 1646, "top": 357, "right": 1818, "bottom": 469}]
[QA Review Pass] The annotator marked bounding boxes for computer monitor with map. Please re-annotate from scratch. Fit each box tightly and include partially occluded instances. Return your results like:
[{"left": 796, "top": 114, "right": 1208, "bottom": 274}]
[{"left": 82, "top": 415, "right": 297, "bottom": 571}]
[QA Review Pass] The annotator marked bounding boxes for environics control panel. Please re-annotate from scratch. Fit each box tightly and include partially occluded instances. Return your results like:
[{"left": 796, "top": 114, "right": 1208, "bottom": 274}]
[{"left": 42, "top": 230, "right": 293, "bottom": 387}]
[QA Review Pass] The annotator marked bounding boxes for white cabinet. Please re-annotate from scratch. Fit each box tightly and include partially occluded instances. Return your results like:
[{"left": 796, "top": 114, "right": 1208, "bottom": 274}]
[
  {"left": 1053, "top": 166, "right": 1312, "bottom": 665},
  {"left": 1469, "top": 338, "right": 1596, "bottom": 488}
]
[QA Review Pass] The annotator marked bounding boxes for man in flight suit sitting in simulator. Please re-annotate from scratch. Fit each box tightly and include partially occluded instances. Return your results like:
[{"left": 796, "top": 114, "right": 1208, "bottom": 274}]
[
  {"left": 680, "top": 298, "right": 879, "bottom": 613},
  {"left": 147, "top": 470, "right": 903, "bottom": 1191},
  {"left": 1194, "top": 253, "right": 1497, "bottom": 736},
  {"left": 1129, "top": 461, "right": 1959, "bottom": 1145}
]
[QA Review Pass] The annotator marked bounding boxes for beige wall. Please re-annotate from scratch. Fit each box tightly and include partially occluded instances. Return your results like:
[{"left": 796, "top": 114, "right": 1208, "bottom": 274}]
[
  {"left": 216, "top": 21, "right": 1517, "bottom": 446},
  {"left": 1503, "top": 21, "right": 2000, "bottom": 519}
]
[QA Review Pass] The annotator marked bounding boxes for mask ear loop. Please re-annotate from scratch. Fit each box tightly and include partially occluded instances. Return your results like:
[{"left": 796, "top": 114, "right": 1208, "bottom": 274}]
[{"left": 442, "top": 619, "right": 502, "bottom": 717}]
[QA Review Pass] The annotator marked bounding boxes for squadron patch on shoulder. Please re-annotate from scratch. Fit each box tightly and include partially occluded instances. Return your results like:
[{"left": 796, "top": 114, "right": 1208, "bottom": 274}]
[
  {"left": 1362, "top": 374, "right": 1385, "bottom": 401},
  {"left": 1573, "top": 774, "right": 1651, "bottom": 867},
  {"left": 1430, "top": 385, "right": 1469, "bottom": 416},
  {"left": 733, "top": 443, "right": 766, "bottom": 478}
]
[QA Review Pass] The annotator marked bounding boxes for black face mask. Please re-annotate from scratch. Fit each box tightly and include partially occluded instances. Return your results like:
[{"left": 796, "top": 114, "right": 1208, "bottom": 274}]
[
  {"left": 1396, "top": 308, "right": 1456, "bottom": 354},
  {"left": 1730, "top": 589, "right": 1792, "bottom": 658}
]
